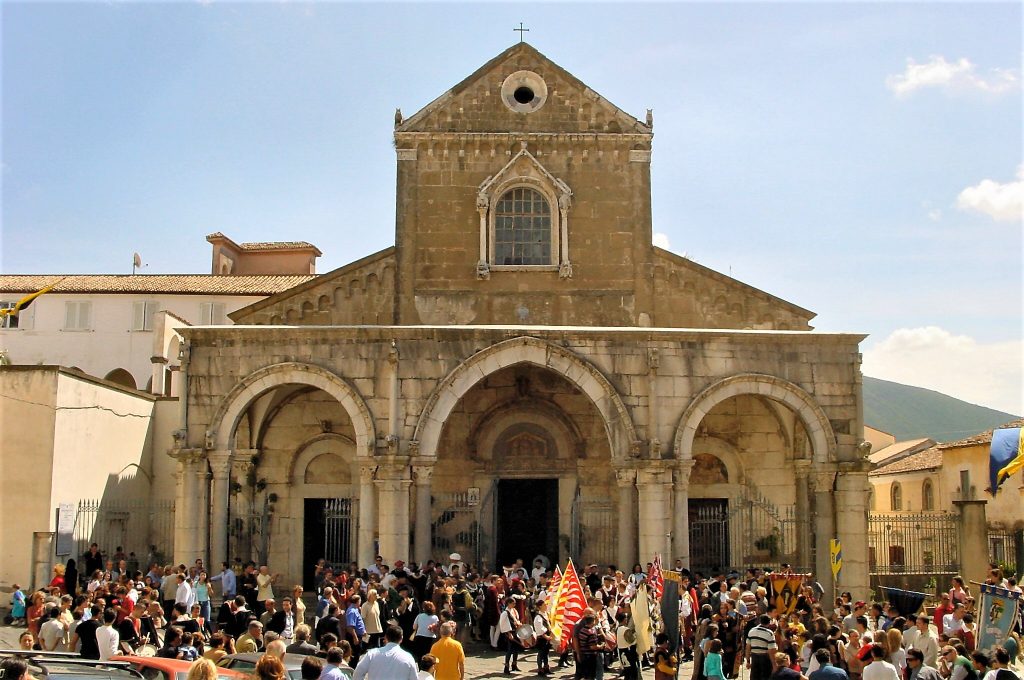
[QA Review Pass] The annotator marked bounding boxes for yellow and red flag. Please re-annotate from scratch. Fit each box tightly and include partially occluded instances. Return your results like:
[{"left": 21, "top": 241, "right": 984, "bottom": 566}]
[
  {"left": 649, "top": 554, "right": 664, "bottom": 601},
  {"left": 549, "top": 559, "right": 587, "bottom": 653}
]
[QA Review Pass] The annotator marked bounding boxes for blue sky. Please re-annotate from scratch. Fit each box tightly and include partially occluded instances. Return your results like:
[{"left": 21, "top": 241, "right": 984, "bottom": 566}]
[{"left": 3, "top": 2, "right": 1021, "bottom": 415}]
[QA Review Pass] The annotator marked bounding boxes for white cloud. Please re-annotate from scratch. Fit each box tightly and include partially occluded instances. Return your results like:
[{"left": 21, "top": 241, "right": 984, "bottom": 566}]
[
  {"left": 928, "top": 209, "right": 942, "bottom": 222},
  {"left": 886, "top": 55, "right": 1019, "bottom": 96},
  {"left": 862, "top": 326, "right": 1023, "bottom": 416},
  {"left": 652, "top": 232, "right": 672, "bottom": 250},
  {"left": 956, "top": 165, "right": 1024, "bottom": 223}
]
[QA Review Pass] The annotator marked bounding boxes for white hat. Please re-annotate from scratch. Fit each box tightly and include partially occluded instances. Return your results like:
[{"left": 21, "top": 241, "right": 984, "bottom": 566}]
[{"left": 449, "top": 552, "right": 462, "bottom": 561}]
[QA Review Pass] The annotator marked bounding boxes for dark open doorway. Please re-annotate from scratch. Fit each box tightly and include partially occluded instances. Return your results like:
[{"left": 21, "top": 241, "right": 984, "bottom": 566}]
[{"left": 496, "top": 478, "right": 559, "bottom": 569}]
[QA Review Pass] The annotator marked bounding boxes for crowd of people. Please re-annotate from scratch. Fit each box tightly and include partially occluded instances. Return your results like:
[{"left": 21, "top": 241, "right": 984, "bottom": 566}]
[{"left": 6, "top": 543, "right": 1022, "bottom": 680}]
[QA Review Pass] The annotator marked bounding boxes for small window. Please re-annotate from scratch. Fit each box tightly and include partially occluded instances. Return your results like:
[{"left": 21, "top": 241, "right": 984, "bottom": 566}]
[
  {"left": 200, "top": 302, "right": 227, "bottom": 325},
  {"left": 890, "top": 482, "right": 903, "bottom": 511},
  {"left": 922, "top": 479, "right": 934, "bottom": 511},
  {"left": 64, "top": 301, "right": 92, "bottom": 331},
  {"left": 1, "top": 301, "right": 26, "bottom": 329},
  {"left": 493, "top": 187, "right": 552, "bottom": 266},
  {"left": 132, "top": 301, "right": 160, "bottom": 331}
]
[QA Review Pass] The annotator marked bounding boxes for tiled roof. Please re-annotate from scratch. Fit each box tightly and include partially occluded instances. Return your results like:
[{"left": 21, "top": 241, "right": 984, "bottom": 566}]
[
  {"left": 0, "top": 274, "right": 316, "bottom": 296},
  {"left": 238, "top": 241, "right": 318, "bottom": 251},
  {"left": 938, "top": 418, "right": 1024, "bottom": 450},
  {"left": 868, "top": 438, "right": 935, "bottom": 465},
  {"left": 870, "top": 446, "right": 944, "bottom": 476}
]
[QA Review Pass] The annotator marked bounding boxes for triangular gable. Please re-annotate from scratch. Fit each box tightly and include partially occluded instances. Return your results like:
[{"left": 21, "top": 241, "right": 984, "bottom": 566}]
[
  {"left": 396, "top": 42, "right": 651, "bottom": 135},
  {"left": 478, "top": 145, "right": 571, "bottom": 197}
]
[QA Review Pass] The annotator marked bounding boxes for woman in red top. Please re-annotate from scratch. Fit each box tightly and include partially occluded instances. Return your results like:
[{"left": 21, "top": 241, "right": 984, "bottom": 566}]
[{"left": 48, "top": 564, "right": 66, "bottom": 594}]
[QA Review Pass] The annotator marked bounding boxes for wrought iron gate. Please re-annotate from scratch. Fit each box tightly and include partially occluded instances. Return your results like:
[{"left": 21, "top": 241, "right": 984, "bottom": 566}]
[
  {"left": 323, "top": 498, "right": 354, "bottom": 568},
  {"left": 431, "top": 485, "right": 494, "bottom": 568},
  {"left": 689, "top": 488, "right": 805, "bottom": 574},
  {"left": 571, "top": 492, "right": 616, "bottom": 567},
  {"left": 73, "top": 499, "right": 175, "bottom": 567}
]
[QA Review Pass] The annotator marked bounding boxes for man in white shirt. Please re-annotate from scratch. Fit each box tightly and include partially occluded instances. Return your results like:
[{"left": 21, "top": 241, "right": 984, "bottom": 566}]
[
  {"left": 174, "top": 574, "right": 192, "bottom": 608},
  {"left": 863, "top": 644, "right": 901, "bottom": 680},
  {"left": 942, "top": 604, "right": 966, "bottom": 636},
  {"left": 39, "top": 608, "right": 67, "bottom": 651},
  {"left": 904, "top": 615, "right": 939, "bottom": 667},
  {"left": 353, "top": 625, "right": 417, "bottom": 680},
  {"left": 95, "top": 609, "right": 120, "bottom": 661},
  {"left": 531, "top": 559, "right": 546, "bottom": 584}
]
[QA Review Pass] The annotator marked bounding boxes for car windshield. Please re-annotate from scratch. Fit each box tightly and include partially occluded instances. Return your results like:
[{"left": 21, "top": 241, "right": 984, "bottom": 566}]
[{"left": 229, "top": 660, "right": 256, "bottom": 671}]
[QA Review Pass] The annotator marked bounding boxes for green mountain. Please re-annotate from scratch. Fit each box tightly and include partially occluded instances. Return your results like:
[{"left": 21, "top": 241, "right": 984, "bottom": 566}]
[{"left": 863, "top": 376, "right": 1019, "bottom": 443}]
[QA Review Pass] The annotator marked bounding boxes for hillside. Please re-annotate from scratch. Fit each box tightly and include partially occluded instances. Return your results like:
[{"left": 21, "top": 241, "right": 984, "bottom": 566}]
[{"left": 863, "top": 376, "right": 1019, "bottom": 443}]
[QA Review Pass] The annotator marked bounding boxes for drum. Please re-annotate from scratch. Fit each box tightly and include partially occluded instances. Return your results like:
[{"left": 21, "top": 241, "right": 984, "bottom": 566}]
[
  {"left": 516, "top": 623, "right": 536, "bottom": 648},
  {"left": 136, "top": 644, "right": 157, "bottom": 657}
]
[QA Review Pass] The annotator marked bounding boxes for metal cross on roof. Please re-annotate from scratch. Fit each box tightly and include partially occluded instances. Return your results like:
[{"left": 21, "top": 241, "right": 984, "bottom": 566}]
[{"left": 514, "top": 22, "right": 529, "bottom": 42}]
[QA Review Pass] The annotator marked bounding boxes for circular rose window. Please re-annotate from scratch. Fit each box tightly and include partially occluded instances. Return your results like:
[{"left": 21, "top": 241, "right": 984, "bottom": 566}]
[{"left": 501, "top": 70, "right": 548, "bottom": 113}]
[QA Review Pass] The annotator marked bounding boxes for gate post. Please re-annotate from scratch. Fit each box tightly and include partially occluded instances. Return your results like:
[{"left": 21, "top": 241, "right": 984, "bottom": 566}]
[{"left": 952, "top": 497, "right": 988, "bottom": 587}]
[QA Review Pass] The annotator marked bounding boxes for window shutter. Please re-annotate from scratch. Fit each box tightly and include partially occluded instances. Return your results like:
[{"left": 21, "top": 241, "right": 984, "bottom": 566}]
[
  {"left": 79, "top": 302, "right": 91, "bottom": 330},
  {"left": 65, "top": 302, "right": 77, "bottom": 330},
  {"left": 213, "top": 302, "right": 226, "bottom": 324},
  {"left": 133, "top": 302, "right": 146, "bottom": 331}
]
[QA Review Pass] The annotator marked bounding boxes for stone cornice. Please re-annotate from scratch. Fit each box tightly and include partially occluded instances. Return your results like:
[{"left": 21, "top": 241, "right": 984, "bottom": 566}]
[{"left": 395, "top": 131, "right": 652, "bottom": 144}]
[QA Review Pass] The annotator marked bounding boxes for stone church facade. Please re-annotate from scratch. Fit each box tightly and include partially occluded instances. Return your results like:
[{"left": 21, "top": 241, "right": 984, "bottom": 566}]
[{"left": 170, "top": 44, "right": 871, "bottom": 597}]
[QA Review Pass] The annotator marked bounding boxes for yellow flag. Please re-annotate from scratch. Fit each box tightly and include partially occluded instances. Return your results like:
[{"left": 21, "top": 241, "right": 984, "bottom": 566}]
[
  {"left": 830, "top": 539, "right": 842, "bottom": 584},
  {"left": 633, "top": 583, "right": 653, "bottom": 656}
]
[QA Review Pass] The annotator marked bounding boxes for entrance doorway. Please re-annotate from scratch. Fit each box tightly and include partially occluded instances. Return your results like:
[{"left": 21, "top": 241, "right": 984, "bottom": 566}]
[
  {"left": 303, "top": 498, "right": 353, "bottom": 590},
  {"left": 496, "top": 479, "right": 558, "bottom": 569},
  {"left": 689, "top": 499, "right": 729, "bottom": 575}
]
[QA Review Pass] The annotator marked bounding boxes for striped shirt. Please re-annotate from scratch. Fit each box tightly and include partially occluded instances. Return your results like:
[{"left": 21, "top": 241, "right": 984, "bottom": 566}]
[{"left": 747, "top": 625, "right": 777, "bottom": 655}]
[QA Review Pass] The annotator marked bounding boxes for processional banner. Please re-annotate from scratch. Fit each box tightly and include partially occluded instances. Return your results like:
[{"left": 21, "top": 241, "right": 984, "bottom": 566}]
[
  {"left": 661, "top": 570, "right": 681, "bottom": 656},
  {"left": 977, "top": 583, "right": 1021, "bottom": 652},
  {"left": 769, "top": 573, "right": 805, "bottom": 615}
]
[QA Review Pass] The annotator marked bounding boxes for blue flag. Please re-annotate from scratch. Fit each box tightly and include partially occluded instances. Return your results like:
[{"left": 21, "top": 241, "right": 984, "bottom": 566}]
[{"left": 989, "top": 427, "right": 1024, "bottom": 494}]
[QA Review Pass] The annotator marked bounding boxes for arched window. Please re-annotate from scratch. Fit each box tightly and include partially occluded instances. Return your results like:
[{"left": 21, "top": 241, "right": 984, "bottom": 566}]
[
  {"left": 890, "top": 482, "right": 903, "bottom": 511},
  {"left": 493, "top": 187, "right": 552, "bottom": 266},
  {"left": 922, "top": 479, "right": 934, "bottom": 510}
]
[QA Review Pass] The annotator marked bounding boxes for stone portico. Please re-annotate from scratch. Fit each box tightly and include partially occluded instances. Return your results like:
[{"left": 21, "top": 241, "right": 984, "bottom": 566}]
[{"left": 167, "top": 41, "right": 872, "bottom": 599}]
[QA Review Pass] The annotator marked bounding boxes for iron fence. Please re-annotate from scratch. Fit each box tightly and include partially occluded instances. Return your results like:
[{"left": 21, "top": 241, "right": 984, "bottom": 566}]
[
  {"left": 988, "top": 526, "right": 1020, "bottom": 575},
  {"left": 867, "top": 512, "right": 959, "bottom": 575},
  {"left": 431, "top": 487, "right": 493, "bottom": 568},
  {"left": 73, "top": 499, "right": 175, "bottom": 569}
]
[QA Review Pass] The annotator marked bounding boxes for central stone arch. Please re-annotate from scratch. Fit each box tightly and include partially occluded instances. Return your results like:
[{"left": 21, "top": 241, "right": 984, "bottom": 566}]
[
  {"left": 413, "top": 336, "right": 637, "bottom": 462},
  {"left": 210, "top": 362, "right": 376, "bottom": 456},
  {"left": 673, "top": 373, "right": 837, "bottom": 464}
]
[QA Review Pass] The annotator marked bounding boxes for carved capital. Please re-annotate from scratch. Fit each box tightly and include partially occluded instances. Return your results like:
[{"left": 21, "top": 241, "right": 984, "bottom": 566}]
[
  {"left": 412, "top": 465, "right": 434, "bottom": 485},
  {"left": 675, "top": 459, "right": 695, "bottom": 487},
  {"left": 476, "top": 193, "right": 490, "bottom": 212},
  {"left": 359, "top": 464, "right": 378, "bottom": 485},
  {"left": 476, "top": 261, "right": 491, "bottom": 280},
  {"left": 614, "top": 468, "right": 637, "bottom": 487},
  {"left": 558, "top": 261, "right": 573, "bottom": 279},
  {"left": 168, "top": 448, "right": 205, "bottom": 465},
  {"left": 208, "top": 451, "right": 232, "bottom": 477},
  {"left": 557, "top": 192, "right": 572, "bottom": 211},
  {"left": 204, "top": 429, "right": 217, "bottom": 450},
  {"left": 171, "top": 429, "right": 187, "bottom": 448}
]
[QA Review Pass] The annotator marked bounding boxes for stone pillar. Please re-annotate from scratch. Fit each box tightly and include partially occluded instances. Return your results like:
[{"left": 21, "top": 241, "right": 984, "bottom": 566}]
[
  {"left": 375, "top": 468, "right": 412, "bottom": 564},
  {"left": 673, "top": 461, "right": 694, "bottom": 568},
  {"left": 231, "top": 457, "right": 255, "bottom": 562},
  {"left": 169, "top": 448, "right": 203, "bottom": 563},
  {"left": 150, "top": 356, "right": 167, "bottom": 395},
  {"left": 835, "top": 461, "right": 871, "bottom": 601},
  {"left": 953, "top": 498, "right": 989, "bottom": 588},
  {"left": 614, "top": 469, "right": 637, "bottom": 569},
  {"left": 208, "top": 451, "right": 232, "bottom": 571},
  {"left": 195, "top": 459, "right": 210, "bottom": 562},
  {"left": 636, "top": 464, "right": 673, "bottom": 562},
  {"left": 794, "top": 459, "right": 812, "bottom": 570},
  {"left": 813, "top": 468, "right": 836, "bottom": 600},
  {"left": 412, "top": 464, "right": 433, "bottom": 564},
  {"left": 357, "top": 464, "right": 378, "bottom": 566}
]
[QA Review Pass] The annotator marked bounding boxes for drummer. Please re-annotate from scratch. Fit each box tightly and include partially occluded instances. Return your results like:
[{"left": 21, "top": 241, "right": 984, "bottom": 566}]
[
  {"left": 445, "top": 553, "right": 466, "bottom": 577},
  {"left": 498, "top": 597, "right": 525, "bottom": 674}
]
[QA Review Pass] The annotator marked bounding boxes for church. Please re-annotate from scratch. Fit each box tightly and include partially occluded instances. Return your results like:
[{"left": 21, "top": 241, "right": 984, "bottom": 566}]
[{"left": 170, "top": 43, "right": 871, "bottom": 597}]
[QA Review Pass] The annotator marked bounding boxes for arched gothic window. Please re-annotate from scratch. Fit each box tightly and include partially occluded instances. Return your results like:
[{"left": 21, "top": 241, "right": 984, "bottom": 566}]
[
  {"left": 890, "top": 482, "right": 903, "bottom": 511},
  {"left": 494, "top": 187, "right": 552, "bottom": 266},
  {"left": 922, "top": 479, "right": 934, "bottom": 510}
]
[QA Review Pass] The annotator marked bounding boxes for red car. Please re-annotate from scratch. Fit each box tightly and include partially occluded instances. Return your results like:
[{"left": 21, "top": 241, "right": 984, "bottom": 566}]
[{"left": 111, "top": 655, "right": 249, "bottom": 680}]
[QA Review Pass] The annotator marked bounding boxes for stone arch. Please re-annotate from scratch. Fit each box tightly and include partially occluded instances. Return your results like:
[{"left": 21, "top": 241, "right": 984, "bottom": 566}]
[
  {"left": 414, "top": 336, "right": 637, "bottom": 462},
  {"left": 288, "top": 433, "right": 357, "bottom": 485},
  {"left": 674, "top": 373, "right": 836, "bottom": 464},
  {"left": 104, "top": 368, "right": 137, "bottom": 389},
  {"left": 211, "top": 362, "right": 375, "bottom": 457}
]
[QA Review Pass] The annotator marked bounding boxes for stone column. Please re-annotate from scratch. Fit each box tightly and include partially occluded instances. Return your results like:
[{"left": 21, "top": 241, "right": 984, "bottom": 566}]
[
  {"left": 375, "top": 467, "right": 412, "bottom": 563},
  {"left": 231, "top": 457, "right": 255, "bottom": 562},
  {"left": 673, "top": 461, "right": 694, "bottom": 568},
  {"left": 636, "top": 464, "right": 673, "bottom": 562},
  {"left": 794, "top": 459, "right": 812, "bottom": 570},
  {"left": 195, "top": 459, "right": 210, "bottom": 562},
  {"left": 208, "top": 451, "right": 232, "bottom": 570},
  {"left": 835, "top": 461, "right": 871, "bottom": 601},
  {"left": 169, "top": 448, "right": 203, "bottom": 562},
  {"left": 357, "top": 464, "right": 378, "bottom": 566},
  {"left": 813, "top": 468, "right": 836, "bottom": 600},
  {"left": 412, "top": 464, "right": 433, "bottom": 564},
  {"left": 614, "top": 469, "right": 637, "bottom": 569}
]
